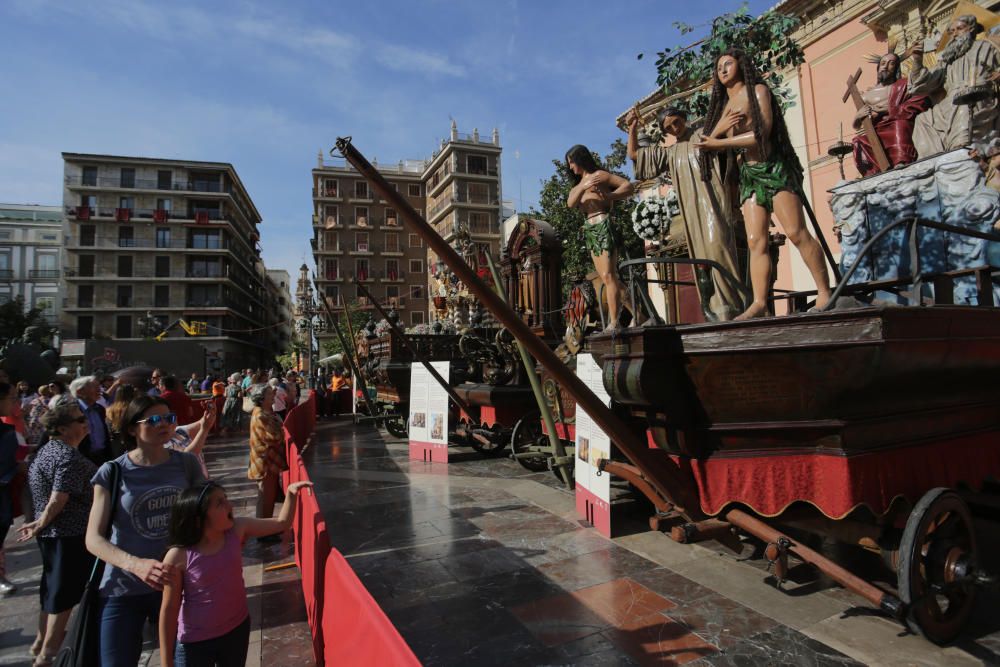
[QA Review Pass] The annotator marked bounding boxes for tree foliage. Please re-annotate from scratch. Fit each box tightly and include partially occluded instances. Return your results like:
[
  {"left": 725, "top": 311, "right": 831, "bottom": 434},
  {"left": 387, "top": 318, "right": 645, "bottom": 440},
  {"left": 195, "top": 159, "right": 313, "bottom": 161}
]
[
  {"left": 655, "top": 4, "right": 804, "bottom": 119},
  {"left": 530, "top": 139, "right": 641, "bottom": 299},
  {"left": 319, "top": 302, "right": 372, "bottom": 362},
  {"left": 0, "top": 296, "right": 54, "bottom": 346}
]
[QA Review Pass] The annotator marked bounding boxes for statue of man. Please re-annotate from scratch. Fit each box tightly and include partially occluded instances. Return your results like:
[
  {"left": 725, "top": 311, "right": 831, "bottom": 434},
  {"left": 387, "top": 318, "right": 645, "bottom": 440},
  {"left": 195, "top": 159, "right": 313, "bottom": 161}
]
[
  {"left": 626, "top": 107, "right": 745, "bottom": 321},
  {"left": 852, "top": 53, "right": 931, "bottom": 176},
  {"left": 910, "top": 14, "right": 1000, "bottom": 158}
]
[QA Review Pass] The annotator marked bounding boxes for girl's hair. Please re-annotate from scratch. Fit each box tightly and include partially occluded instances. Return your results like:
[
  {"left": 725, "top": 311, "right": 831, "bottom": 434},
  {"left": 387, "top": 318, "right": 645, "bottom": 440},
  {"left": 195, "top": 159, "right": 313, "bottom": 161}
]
[
  {"left": 119, "top": 395, "right": 170, "bottom": 451},
  {"left": 106, "top": 383, "right": 137, "bottom": 434},
  {"left": 564, "top": 145, "right": 602, "bottom": 185},
  {"left": 168, "top": 481, "right": 224, "bottom": 548},
  {"left": 698, "top": 48, "right": 802, "bottom": 186}
]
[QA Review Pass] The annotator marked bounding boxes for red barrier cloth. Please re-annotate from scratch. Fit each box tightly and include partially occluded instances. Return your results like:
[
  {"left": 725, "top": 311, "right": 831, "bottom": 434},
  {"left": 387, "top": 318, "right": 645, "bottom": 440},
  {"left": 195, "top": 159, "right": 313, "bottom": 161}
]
[
  {"left": 672, "top": 431, "right": 1000, "bottom": 519},
  {"left": 320, "top": 550, "right": 420, "bottom": 666},
  {"left": 283, "top": 393, "right": 418, "bottom": 665}
]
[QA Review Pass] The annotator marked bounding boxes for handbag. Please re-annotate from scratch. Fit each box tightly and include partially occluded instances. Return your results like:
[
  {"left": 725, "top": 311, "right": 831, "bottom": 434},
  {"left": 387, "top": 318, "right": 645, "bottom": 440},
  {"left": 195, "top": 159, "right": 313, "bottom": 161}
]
[
  {"left": 54, "top": 460, "right": 121, "bottom": 667},
  {"left": 242, "top": 391, "right": 255, "bottom": 414}
]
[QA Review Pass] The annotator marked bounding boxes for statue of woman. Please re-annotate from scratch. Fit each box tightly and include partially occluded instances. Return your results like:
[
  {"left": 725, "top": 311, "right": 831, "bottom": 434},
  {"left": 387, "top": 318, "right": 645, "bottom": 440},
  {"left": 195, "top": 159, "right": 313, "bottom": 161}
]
[
  {"left": 565, "top": 145, "right": 635, "bottom": 329},
  {"left": 695, "top": 49, "right": 831, "bottom": 318}
]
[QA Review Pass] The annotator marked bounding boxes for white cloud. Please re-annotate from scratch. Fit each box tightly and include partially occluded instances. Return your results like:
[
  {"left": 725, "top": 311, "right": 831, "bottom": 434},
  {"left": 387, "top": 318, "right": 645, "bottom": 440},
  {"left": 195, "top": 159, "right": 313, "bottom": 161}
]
[{"left": 374, "top": 44, "right": 466, "bottom": 77}]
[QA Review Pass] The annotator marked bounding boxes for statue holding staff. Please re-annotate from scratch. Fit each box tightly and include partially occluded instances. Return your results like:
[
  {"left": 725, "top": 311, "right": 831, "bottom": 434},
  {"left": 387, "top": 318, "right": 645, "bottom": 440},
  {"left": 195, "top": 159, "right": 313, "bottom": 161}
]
[
  {"left": 626, "top": 106, "right": 745, "bottom": 321},
  {"left": 909, "top": 14, "right": 1000, "bottom": 157},
  {"left": 694, "top": 48, "right": 831, "bottom": 319},
  {"left": 565, "top": 145, "right": 635, "bottom": 330}
]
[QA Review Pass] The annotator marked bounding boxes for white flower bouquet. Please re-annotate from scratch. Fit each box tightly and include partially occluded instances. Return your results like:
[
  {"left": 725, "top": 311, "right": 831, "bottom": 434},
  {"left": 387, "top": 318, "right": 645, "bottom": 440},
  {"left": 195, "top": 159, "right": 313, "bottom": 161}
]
[{"left": 631, "top": 196, "right": 671, "bottom": 241}]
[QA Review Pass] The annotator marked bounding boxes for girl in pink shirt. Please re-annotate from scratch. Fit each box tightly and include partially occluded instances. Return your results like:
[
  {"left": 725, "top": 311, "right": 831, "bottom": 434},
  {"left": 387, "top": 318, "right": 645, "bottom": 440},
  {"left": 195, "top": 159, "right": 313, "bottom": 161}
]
[{"left": 158, "top": 479, "right": 312, "bottom": 667}]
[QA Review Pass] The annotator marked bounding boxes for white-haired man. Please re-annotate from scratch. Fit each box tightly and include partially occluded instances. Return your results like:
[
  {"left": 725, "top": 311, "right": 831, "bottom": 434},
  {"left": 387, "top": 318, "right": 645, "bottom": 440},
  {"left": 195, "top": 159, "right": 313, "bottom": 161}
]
[
  {"left": 70, "top": 375, "right": 111, "bottom": 464},
  {"left": 910, "top": 14, "right": 1000, "bottom": 157}
]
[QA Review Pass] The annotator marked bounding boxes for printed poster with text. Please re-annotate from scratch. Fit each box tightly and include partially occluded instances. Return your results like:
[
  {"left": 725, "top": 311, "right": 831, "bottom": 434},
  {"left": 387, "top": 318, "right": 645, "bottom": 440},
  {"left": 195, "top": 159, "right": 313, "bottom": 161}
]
[
  {"left": 408, "top": 361, "right": 450, "bottom": 463},
  {"left": 574, "top": 353, "right": 612, "bottom": 536}
]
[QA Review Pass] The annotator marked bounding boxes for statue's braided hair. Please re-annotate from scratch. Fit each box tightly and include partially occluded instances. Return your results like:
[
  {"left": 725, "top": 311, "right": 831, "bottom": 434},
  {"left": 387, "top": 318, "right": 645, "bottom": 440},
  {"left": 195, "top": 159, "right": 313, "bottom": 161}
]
[{"left": 698, "top": 49, "right": 802, "bottom": 186}]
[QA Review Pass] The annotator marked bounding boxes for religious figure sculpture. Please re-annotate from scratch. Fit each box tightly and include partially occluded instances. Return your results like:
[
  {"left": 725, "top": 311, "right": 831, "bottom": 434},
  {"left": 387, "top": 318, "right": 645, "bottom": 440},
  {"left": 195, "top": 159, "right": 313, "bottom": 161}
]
[
  {"left": 850, "top": 53, "right": 931, "bottom": 176},
  {"left": 565, "top": 145, "right": 635, "bottom": 330},
  {"left": 910, "top": 14, "right": 1000, "bottom": 158},
  {"left": 626, "top": 106, "right": 745, "bottom": 321},
  {"left": 695, "top": 49, "right": 831, "bottom": 318}
]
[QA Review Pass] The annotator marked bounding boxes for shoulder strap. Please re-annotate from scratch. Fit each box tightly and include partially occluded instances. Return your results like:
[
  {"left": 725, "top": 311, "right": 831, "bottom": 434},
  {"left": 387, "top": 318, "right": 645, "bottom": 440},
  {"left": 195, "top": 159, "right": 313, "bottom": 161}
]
[{"left": 105, "top": 461, "right": 121, "bottom": 540}]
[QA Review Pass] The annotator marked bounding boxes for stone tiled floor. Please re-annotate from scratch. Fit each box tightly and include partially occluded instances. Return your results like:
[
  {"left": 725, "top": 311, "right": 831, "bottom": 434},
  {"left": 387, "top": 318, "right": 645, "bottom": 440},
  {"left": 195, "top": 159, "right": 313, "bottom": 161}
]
[
  {"left": 0, "top": 431, "right": 313, "bottom": 667},
  {"left": 305, "top": 418, "right": 1000, "bottom": 667}
]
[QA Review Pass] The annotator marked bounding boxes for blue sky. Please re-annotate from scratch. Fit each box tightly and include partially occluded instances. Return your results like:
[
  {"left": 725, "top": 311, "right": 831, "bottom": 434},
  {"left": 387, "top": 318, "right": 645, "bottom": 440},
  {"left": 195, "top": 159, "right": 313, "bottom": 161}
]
[{"left": 0, "top": 0, "right": 774, "bottom": 285}]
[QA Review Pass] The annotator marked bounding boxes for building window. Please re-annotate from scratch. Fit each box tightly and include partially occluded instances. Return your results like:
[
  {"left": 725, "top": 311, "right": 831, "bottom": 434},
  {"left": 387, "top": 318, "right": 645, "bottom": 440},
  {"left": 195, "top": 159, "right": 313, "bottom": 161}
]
[
  {"left": 408, "top": 233, "right": 422, "bottom": 248},
  {"left": 469, "top": 211, "right": 490, "bottom": 234},
  {"left": 408, "top": 184, "right": 421, "bottom": 197},
  {"left": 156, "top": 228, "right": 171, "bottom": 248},
  {"left": 189, "top": 258, "right": 222, "bottom": 278},
  {"left": 119, "top": 196, "right": 135, "bottom": 210},
  {"left": 190, "top": 230, "right": 221, "bottom": 249},
  {"left": 409, "top": 285, "right": 424, "bottom": 299},
  {"left": 355, "top": 181, "right": 368, "bottom": 199},
  {"left": 35, "top": 254, "right": 56, "bottom": 272},
  {"left": 354, "top": 207, "right": 368, "bottom": 226},
  {"left": 117, "top": 256, "right": 133, "bottom": 277},
  {"left": 386, "top": 285, "right": 399, "bottom": 300},
  {"left": 82, "top": 166, "right": 97, "bottom": 186},
  {"left": 356, "top": 259, "right": 369, "bottom": 281},
  {"left": 77, "top": 315, "right": 93, "bottom": 338},
  {"left": 158, "top": 170, "right": 172, "bottom": 190},
  {"left": 120, "top": 168, "right": 135, "bottom": 188},
  {"left": 385, "top": 208, "right": 397, "bottom": 226},
  {"left": 0, "top": 253, "right": 9, "bottom": 274},
  {"left": 355, "top": 232, "right": 369, "bottom": 252},
  {"left": 409, "top": 259, "right": 423, "bottom": 274},
  {"left": 324, "top": 259, "right": 339, "bottom": 280},
  {"left": 411, "top": 311, "right": 424, "bottom": 325},
  {"left": 116, "top": 315, "right": 132, "bottom": 338},
  {"left": 155, "top": 256, "right": 170, "bottom": 278},
  {"left": 323, "top": 231, "right": 338, "bottom": 251},
  {"left": 468, "top": 182, "right": 489, "bottom": 203},
  {"left": 467, "top": 155, "right": 488, "bottom": 175},
  {"left": 324, "top": 285, "right": 340, "bottom": 305},
  {"left": 0, "top": 231, "right": 10, "bottom": 241},
  {"left": 80, "top": 225, "right": 96, "bottom": 246},
  {"left": 385, "top": 232, "right": 399, "bottom": 252},
  {"left": 187, "top": 285, "right": 218, "bottom": 306},
  {"left": 79, "top": 255, "right": 95, "bottom": 277},
  {"left": 385, "top": 259, "right": 399, "bottom": 280},
  {"left": 323, "top": 179, "right": 338, "bottom": 197},
  {"left": 154, "top": 285, "right": 170, "bottom": 308},
  {"left": 156, "top": 198, "right": 172, "bottom": 213},
  {"left": 77, "top": 285, "right": 94, "bottom": 308},
  {"left": 117, "top": 285, "right": 133, "bottom": 307},
  {"left": 39, "top": 233, "right": 58, "bottom": 242},
  {"left": 118, "top": 226, "right": 135, "bottom": 248},
  {"left": 324, "top": 206, "right": 337, "bottom": 227}
]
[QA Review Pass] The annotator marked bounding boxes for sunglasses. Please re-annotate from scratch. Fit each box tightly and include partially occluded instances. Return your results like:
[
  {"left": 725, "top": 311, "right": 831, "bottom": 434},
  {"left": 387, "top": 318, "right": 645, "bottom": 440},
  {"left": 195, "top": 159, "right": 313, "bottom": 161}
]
[{"left": 136, "top": 413, "right": 177, "bottom": 426}]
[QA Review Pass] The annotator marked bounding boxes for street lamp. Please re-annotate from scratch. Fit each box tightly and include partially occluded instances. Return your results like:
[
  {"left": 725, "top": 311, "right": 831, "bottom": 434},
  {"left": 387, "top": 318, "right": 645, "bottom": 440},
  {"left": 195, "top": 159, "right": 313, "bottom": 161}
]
[{"left": 295, "top": 282, "right": 328, "bottom": 389}]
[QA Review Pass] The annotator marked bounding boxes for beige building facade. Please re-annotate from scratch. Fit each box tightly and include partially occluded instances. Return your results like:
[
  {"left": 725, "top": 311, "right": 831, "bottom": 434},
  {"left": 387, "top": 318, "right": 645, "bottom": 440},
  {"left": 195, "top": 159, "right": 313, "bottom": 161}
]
[
  {"left": 61, "top": 153, "right": 278, "bottom": 372},
  {"left": 310, "top": 123, "right": 502, "bottom": 341},
  {"left": 0, "top": 203, "right": 63, "bottom": 326}
]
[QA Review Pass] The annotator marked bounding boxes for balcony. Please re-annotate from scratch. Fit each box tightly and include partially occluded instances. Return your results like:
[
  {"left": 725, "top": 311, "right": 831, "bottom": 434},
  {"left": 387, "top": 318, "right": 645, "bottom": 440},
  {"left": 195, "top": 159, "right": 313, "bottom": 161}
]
[
  {"left": 186, "top": 268, "right": 226, "bottom": 279},
  {"left": 71, "top": 175, "right": 228, "bottom": 193},
  {"left": 28, "top": 270, "right": 60, "bottom": 280},
  {"left": 118, "top": 238, "right": 137, "bottom": 248},
  {"left": 115, "top": 208, "right": 132, "bottom": 222},
  {"left": 312, "top": 187, "right": 341, "bottom": 200},
  {"left": 386, "top": 297, "right": 406, "bottom": 309},
  {"left": 454, "top": 163, "right": 498, "bottom": 177}
]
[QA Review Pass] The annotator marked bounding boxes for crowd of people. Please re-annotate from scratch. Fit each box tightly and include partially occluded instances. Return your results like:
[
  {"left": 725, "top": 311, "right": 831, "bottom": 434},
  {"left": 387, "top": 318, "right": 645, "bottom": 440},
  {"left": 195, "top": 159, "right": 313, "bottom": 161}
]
[{"left": 0, "top": 365, "right": 316, "bottom": 666}]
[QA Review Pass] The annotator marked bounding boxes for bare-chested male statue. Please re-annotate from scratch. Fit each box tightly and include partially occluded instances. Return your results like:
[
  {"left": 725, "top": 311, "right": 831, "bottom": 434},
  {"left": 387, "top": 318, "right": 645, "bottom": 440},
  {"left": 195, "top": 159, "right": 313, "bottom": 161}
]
[{"left": 565, "top": 145, "right": 635, "bottom": 330}]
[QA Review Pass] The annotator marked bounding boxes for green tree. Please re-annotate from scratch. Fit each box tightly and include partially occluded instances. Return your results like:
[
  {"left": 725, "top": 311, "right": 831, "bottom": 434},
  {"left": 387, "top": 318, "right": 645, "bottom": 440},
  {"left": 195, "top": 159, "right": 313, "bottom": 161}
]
[
  {"left": 654, "top": 5, "right": 804, "bottom": 118},
  {"left": 319, "top": 302, "right": 372, "bottom": 362},
  {"left": 0, "top": 296, "right": 54, "bottom": 346},
  {"left": 530, "top": 139, "right": 640, "bottom": 299}
]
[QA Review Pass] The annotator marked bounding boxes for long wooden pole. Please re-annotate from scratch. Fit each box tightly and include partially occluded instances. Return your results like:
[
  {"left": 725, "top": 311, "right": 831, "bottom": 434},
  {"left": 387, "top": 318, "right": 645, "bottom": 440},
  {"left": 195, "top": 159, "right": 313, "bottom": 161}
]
[
  {"left": 353, "top": 280, "right": 471, "bottom": 414},
  {"left": 483, "top": 252, "right": 572, "bottom": 489},
  {"left": 335, "top": 137, "right": 702, "bottom": 518},
  {"left": 318, "top": 296, "right": 377, "bottom": 418}
]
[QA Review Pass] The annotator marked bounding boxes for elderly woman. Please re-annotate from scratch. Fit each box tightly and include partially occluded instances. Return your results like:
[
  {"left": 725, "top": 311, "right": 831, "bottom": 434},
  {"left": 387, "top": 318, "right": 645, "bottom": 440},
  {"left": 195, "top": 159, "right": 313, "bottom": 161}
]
[
  {"left": 18, "top": 402, "right": 98, "bottom": 666},
  {"left": 221, "top": 373, "right": 243, "bottom": 434},
  {"left": 248, "top": 384, "right": 287, "bottom": 524}
]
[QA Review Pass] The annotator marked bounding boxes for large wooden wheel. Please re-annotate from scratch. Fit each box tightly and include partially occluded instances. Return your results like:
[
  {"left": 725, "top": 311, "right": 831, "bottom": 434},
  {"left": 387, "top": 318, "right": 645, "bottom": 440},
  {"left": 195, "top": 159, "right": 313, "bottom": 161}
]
[
  {"left": 897, "top": 488, "right": 978, "bottom": 644},
  {"left": 385, "top": 413, "right": 408, "bottom": 439},
  {"left": 510, "top": 414, "right": 549, "bottom": 472}
]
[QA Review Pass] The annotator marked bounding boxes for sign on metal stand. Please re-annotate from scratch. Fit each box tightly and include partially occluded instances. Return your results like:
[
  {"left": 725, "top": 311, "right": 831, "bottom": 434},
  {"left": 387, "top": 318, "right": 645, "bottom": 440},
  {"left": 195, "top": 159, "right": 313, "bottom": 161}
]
[
  {"left": 574, "top": 353, "right": 611, "bottom": 536},
  {"left": 408, "top": 361, "right": 450, "bottom": 463}
]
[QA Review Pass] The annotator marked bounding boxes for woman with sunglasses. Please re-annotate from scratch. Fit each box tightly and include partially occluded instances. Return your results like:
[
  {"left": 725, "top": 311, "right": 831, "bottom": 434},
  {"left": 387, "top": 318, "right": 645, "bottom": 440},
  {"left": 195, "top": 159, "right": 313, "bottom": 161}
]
[
  {"left": 17, "top": 402, "right": 97, "bottom": 666},
  {"left": 85, "top": 395, "right": 206, "bottom": 666}
]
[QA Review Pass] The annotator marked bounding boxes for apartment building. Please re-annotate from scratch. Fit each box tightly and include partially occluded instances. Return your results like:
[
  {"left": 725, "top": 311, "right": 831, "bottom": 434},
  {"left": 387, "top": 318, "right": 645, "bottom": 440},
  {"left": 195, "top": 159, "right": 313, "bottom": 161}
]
[
  {"left": 61, "top": 153, "right": 276, "bottom": 371},
  {"left": 310, "top": 122, "right": 502, "bottom": 340},
  {"left": 0, "top": 204, "right": 63, "bottom": 326},
  {"left": 267, "top": 268, "right": 294, "bottom": 355}
]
